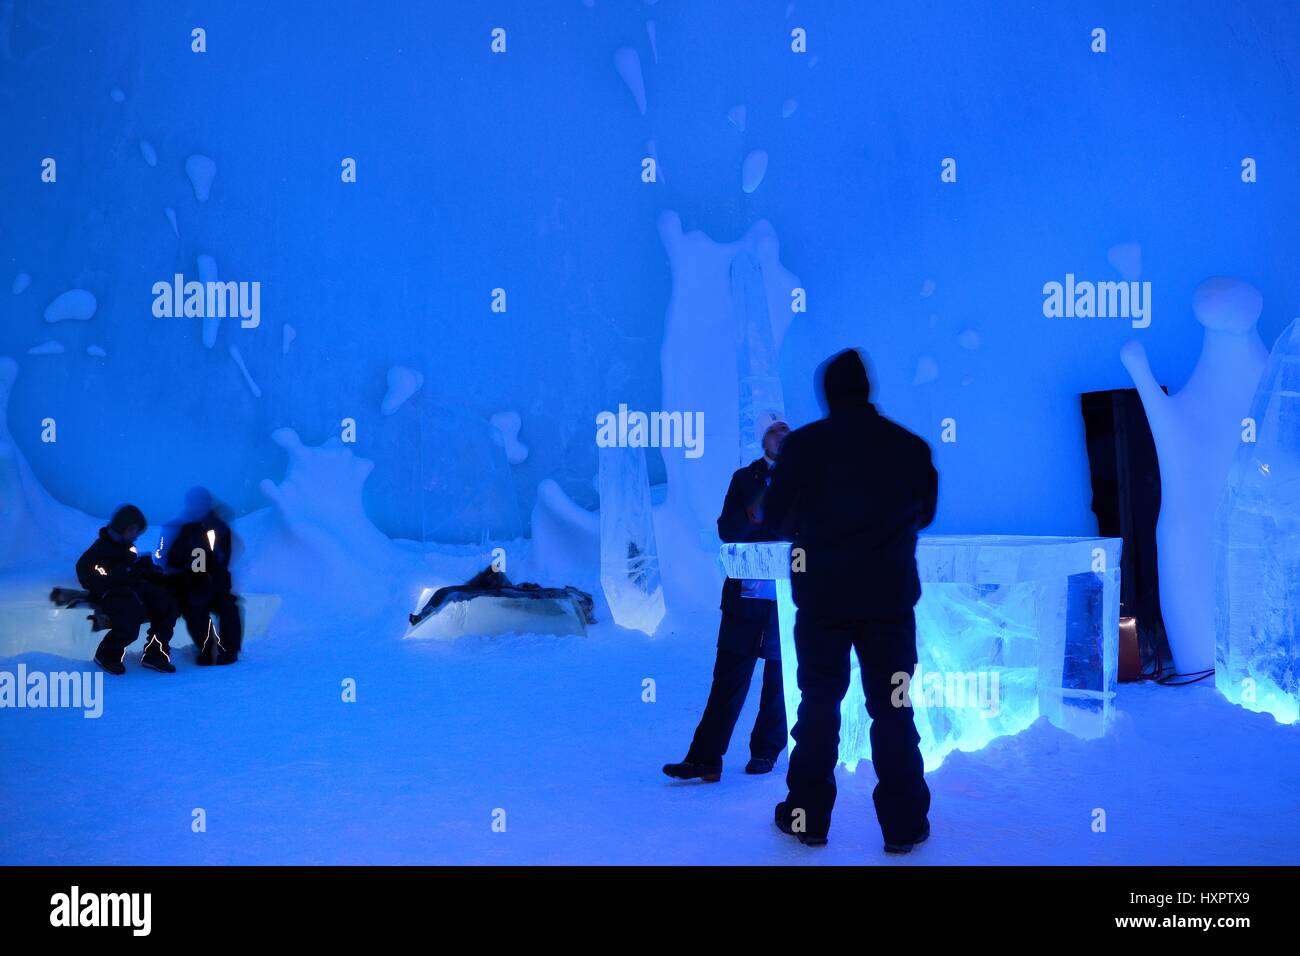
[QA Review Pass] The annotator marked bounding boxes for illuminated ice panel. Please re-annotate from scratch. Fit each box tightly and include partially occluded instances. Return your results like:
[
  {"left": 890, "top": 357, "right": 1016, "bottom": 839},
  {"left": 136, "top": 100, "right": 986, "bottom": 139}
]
[{"left": 720, "top": 535, "right": 1121, "bottom": 771}]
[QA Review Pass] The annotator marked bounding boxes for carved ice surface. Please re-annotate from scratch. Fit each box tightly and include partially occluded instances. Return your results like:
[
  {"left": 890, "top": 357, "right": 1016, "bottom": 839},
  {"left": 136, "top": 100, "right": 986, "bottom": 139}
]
[
  {"left": 1215, "top": 317, "right": 1300, "bottom": 724},
  {"left": 720, "top": 535, "right": 1121, "bottom": 770},
  {"left": 598, "top": 444, "right": 665, "bottom": 635},
  {"left": 731, "top": 251, "right": 785, "bottom": 466}
]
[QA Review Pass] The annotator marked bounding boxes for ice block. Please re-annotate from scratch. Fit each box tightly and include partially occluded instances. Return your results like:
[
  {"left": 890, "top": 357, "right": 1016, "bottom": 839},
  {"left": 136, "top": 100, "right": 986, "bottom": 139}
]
[
  {"left": 1215, "top": 317, "right": 1300, "bottom": 724},
  {"left": 598, "top": 444, "right": 666, "bottom": 635},
  {"left": 719, "top": 535, "right": 1121, "bottom": 770}
]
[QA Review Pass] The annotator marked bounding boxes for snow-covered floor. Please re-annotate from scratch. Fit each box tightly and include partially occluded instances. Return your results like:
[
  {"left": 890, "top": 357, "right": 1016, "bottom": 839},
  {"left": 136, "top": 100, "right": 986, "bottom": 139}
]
[{"left": 2, "top": 600, "right": 1296, "bottom": 866}]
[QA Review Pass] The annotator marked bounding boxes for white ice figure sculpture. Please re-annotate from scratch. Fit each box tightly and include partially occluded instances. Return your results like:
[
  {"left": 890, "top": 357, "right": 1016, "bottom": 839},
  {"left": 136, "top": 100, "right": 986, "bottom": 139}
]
[
  {"left": 731, "top": 251, "right": 785, "bottom": 465},
  {"left": 1215, "top": 317, "right": 1300, "bottom": 724},
  {"left": 721, "top": 535, "right": 1121, "bottom": 771},
  {"left": 1121, "top": 278, "right": 1269, "bottom": 674},
  {"left": 598, "top": 444, "right": 665, "bottom": 634}
]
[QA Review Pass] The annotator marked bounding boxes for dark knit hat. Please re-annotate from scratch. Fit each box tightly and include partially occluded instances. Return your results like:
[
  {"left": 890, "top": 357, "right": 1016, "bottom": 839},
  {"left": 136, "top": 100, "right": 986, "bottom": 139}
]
[{"left": 109, "top": 504, "right": 147, "bottom": 534}]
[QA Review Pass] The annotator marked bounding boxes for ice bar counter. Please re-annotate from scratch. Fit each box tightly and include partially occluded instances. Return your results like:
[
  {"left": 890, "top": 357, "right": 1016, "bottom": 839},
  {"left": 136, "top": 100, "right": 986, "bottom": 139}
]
[{"left": 719, "top": 536, "right": 1122, "bottom": 770}]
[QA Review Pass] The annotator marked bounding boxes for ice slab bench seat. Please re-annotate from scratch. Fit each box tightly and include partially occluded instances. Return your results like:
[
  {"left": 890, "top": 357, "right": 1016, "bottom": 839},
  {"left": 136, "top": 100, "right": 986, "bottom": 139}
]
[
  {"left": 405, "top": 584, "right": 592, "bottom": 640},
  {"left": 719, "top": 535, "right": 1121, "bottom": 771},
  {"left": 0, "top": 581, "right": 280, "bottom": 660}
]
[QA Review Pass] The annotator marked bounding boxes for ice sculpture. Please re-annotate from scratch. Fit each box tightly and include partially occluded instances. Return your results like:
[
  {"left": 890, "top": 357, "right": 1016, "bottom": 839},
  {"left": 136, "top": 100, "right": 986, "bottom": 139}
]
[
  {"left": 731, "top": 252, "right": 785, "bottom": 466},
  {"left": 655, "top": 211, "right": 799, "bottom": 608},
  {"left": 1215, "top": 317, "right": 1300, "bottom": 724},
  {"left": 1122, "top": 277, "right": 1269, "bottom": 674},
  {"left": 241, "top": 428, "right": 404, "bottom": 615},
  {"left": 598, "top": 444, "right": 665, "bottom": 634},
  {"left": 720, "top": 535, "right": 1121, "bottom": 770}
]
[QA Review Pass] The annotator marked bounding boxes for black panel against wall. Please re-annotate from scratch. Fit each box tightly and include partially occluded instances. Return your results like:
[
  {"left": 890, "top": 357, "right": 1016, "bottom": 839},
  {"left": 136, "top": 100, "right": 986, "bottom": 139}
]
[{"left": 1080, "top": 387, "right": 1171, "bottom": 677}]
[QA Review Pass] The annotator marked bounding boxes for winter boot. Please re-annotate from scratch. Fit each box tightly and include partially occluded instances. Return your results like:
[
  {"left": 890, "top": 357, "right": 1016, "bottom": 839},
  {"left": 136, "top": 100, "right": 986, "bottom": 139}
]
[
  {"left": 93, "top": 646, "right": 126, "bottom": 676},
  {"left": 774, "top": 801, "right": 828, "bottom": 846},
  {"left": 884, "top": 822, "right": 931, "bottom": 855},
  {"left": 140, "top": 635, "right": 176, "bottom": 673},
  {"left": 662, "top": 760, "right": 722, "bottom": 782}
]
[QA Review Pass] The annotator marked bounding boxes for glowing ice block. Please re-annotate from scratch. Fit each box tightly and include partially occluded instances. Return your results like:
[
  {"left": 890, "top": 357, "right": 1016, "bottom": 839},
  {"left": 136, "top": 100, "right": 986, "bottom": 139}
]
[
  {"left": 598, "top": 445, "right": 665, "bottom": 635},
  {"left": 1214, "top": 317, "right": 1300, "bottom": 724},
  {"left": 719, "top": 535, "right": 1121, "bottom": 770}
]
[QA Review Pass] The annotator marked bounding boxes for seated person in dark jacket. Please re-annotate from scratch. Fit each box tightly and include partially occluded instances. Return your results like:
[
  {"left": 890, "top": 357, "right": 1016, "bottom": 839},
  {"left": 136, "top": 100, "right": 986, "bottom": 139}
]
[
  {"left": 663, "top": 416, "right": 791, "bottom": 782},
  {"left": 162, "top": 487, "right": 241, "bottom": 666},
  {"left": 763, "top": 348, "right": 938, "bottom": 854},
  {"left": 76, "top": 504, "right": 180, "bottom": 675}
]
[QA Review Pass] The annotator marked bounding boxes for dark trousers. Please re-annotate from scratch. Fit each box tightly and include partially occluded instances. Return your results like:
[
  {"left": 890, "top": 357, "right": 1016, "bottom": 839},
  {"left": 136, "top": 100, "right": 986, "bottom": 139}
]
[
  {"left": 96, "top": 581, "right": 179, "bottom": 658},
  {"left": 686, "top": 648, "right": 787, "bottom": 767},
  {"left": 180, "top": 589, "right": 243, "bottom": 655},
  {"left": 786, "top": 612, "right": 930, "bottom": 843}
]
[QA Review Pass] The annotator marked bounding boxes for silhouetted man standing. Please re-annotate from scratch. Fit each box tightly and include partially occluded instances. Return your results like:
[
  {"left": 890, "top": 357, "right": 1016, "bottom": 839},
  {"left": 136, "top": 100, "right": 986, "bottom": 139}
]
[
  {"left": 663, "top": 418, "right": 790, "bottom": 781},
  {"left": 763, "top": 349, "right": 937, "bottom": 853}
]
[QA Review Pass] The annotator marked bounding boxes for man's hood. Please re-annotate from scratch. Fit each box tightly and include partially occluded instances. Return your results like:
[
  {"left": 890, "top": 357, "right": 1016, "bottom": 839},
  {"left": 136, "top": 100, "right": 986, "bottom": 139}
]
[{"left": 816, "top": 348, "right": 872, "bottom": 413}]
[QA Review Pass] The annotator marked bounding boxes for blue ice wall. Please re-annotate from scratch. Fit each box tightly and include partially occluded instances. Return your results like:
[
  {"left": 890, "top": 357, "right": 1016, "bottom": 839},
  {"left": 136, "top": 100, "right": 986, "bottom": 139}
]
[{"left": 3, "top": 1, "right": 1298, "bottom": 542}]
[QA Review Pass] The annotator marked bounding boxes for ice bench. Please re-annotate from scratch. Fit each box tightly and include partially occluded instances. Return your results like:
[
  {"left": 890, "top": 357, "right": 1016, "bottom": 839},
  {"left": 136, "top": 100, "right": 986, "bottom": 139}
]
[
  {"left": 719, "top": 535, "right": 1121, "bottom": 771},
  {"left": 0, "top": 582, "right": 279, "bottom": 660}
]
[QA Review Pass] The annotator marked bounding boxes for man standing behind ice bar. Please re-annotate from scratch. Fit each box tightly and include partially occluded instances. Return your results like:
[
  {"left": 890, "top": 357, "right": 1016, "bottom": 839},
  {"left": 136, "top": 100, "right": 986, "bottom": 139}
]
[
  {"left": 762, "top": 348, "right": 938, "bottom": 854},
  {"left": 662, "top": 416, "right": 791, "bottom": 782}
]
